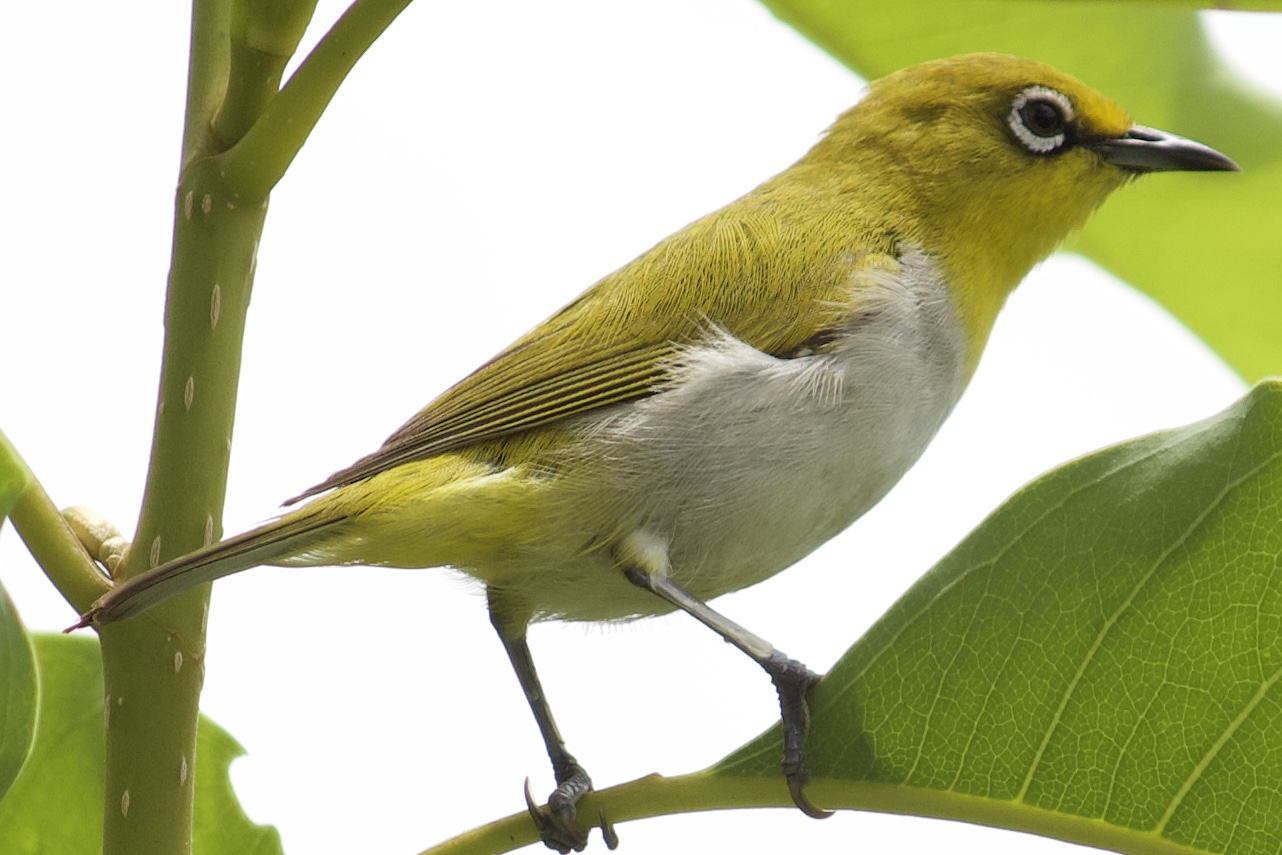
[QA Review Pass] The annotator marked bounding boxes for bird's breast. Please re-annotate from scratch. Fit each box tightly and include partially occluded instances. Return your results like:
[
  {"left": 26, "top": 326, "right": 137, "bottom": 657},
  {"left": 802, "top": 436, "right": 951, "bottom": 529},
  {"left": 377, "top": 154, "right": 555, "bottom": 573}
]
[{"left": 562, "top": 245, "right": 970, "bottom": 604}]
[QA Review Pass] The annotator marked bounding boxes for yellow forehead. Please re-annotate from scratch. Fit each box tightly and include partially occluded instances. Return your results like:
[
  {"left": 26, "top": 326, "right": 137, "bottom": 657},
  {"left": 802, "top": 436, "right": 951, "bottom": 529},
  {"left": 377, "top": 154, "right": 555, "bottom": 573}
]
[{"left": 867, "top": 53, "right": 1134, "bottom": 141}]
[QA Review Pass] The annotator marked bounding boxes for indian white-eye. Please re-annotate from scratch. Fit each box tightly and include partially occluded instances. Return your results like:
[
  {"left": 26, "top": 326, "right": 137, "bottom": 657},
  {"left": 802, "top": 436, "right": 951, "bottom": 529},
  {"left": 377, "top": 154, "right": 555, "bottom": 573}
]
[{"left": 78, "top": 53, "right": 1238, "bottom": 851}]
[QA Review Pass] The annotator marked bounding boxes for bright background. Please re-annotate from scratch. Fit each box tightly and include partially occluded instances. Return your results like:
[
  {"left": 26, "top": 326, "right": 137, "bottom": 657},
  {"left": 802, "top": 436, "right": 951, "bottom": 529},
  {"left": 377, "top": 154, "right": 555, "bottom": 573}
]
[{"left": 2, "top": 1, "right": 1279, "bottom": 853}]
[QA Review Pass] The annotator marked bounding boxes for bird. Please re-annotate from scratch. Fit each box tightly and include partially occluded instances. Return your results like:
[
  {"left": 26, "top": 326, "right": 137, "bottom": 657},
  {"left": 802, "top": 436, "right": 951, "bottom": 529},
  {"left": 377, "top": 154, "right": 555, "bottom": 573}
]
[{"left": 76, "top": 53, "right": 1237, "bottom": 852}]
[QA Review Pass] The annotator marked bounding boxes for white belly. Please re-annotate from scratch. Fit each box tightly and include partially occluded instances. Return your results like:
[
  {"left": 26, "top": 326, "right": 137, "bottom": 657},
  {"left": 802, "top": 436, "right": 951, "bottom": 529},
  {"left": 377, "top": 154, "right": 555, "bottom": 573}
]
[
  {"left": 540, "top": 247, "right": 969, "bottom": 618},
  {"left": 296, "top": 247, "right": 970, "bottom": 622}
]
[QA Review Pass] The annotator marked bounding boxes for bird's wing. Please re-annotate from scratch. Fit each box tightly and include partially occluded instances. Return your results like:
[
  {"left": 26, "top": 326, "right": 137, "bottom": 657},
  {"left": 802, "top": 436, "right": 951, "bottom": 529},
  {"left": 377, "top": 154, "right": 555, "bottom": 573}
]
[{"left": 289, "top": 198, "right": 894, "bottom": 503}]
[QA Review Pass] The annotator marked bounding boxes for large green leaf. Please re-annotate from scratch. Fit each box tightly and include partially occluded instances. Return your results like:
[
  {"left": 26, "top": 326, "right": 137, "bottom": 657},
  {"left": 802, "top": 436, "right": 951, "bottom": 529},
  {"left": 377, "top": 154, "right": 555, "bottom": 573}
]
[
  {"left": 0, "top": 634, "right": 281, "bottom": 855},
  {"left": 757, "top": 0, "right": 1282, "bottom": 381},
  {"left": 0, "top": 582, "right": 37, "bottom": 806},
  {"left": 716, "top": 380, "right": 1282, "bottom": 853},
  {"left": 0, "top": 432, "right": 37, "bottom": 805}
]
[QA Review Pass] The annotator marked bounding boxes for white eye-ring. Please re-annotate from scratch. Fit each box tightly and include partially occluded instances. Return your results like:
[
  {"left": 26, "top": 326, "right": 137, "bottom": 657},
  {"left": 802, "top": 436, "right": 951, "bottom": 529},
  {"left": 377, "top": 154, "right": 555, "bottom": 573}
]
[{"left": 1008, "top": 85, "right": 1074, "bottom": 154}]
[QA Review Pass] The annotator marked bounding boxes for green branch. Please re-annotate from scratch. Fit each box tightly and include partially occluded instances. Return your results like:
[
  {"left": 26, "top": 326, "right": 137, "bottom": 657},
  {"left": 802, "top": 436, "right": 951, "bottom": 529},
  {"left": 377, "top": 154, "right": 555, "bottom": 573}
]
[
  {"left": 96, "top": 1, "right": 340, "bottom": 853},
  {"left": 94, "top": 0, "right": 423, "bottom": 851},
  {"left": 211, "top": 0, "right": 319, "bottom": 149},
  {"left": 218, "top": 0, "right": 416, "bottom": 202},
  {"left": 0, "top": 430, "right": 109, "bottom": 613},
  {"left": 181, "top": 0, "right": 234, "bottom": 170},
  {"left": 421, "top": 772, "right": 1212, "bottom": 855}
]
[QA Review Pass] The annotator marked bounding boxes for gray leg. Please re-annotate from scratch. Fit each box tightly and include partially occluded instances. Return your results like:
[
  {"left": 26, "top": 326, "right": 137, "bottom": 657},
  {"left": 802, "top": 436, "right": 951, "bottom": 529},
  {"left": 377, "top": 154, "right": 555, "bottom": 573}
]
[
  {"left": 488, "top": 590, "right": 618, "bottom": 852},
  {"left": 621, "top": 563, "right": 833, "bottom": 819}
]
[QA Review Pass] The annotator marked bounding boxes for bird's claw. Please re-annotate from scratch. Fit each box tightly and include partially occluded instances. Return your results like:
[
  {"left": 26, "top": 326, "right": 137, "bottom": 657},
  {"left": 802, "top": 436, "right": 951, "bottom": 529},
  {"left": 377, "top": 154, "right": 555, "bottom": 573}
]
[
  {"left": 525, "top": 778, "right": 586, "bottom": 853},
  {"left": 787, "top": 771, "right": 834, "bottom": 819},
  {"left": 767, "top": 651, "right": 834, "bottom": 819},
  {"left": 598, "top": 806, "right": 619, "bottom": 850},
  {"left": 523, "top": 764, "right": 617, "bottom": 852}
]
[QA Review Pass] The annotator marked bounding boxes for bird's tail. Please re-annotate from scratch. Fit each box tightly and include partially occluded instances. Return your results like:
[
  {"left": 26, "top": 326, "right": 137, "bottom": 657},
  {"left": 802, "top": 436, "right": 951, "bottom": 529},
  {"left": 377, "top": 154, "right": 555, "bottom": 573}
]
[{"left": 72, "top": 510, "right": 343, "bottom": 628}]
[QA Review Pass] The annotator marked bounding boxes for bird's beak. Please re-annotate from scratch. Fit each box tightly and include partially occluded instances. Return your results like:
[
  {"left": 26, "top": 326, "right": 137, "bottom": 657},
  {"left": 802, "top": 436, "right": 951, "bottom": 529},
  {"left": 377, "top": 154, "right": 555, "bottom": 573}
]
[{"left": 1087, "top": 126, "right": 1240, "bottom": 173}]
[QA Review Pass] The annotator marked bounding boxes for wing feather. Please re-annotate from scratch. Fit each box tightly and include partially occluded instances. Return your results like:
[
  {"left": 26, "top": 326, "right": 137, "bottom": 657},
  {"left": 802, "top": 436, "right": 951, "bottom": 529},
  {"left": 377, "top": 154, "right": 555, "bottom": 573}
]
[{"left": 288, "top": 189, "right": 898, "bottom": 504}]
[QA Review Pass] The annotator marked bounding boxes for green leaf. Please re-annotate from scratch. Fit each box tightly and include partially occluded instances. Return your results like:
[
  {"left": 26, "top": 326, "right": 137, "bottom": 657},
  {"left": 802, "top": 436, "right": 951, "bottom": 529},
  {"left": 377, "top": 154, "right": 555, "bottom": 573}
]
[
  {"left": 0, "top": 582, "right": 37, "bottom": 805},
  {"left": 716, "top": 380, "right": 1282, "bottom": 853},
  {"left": 0, "top": 635, "right": 104, "bottom": 852},
  {"left": 0, "top": 634, "right": 281, "bottom": 855},
  {"left": 193, "top": 693, "right": 284, "bottom": 855},
  {"left": 0, "top": 432, "right": 35, "bottom": 804},
  {"left": 756, "top": 0, "right": 1282, "bottom": 381}
]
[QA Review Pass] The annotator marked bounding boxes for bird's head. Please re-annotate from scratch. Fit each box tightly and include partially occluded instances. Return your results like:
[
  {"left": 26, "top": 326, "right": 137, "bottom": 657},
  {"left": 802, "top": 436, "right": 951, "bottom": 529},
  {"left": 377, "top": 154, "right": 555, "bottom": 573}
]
[{"left": 804, "top": 53, "right": 1237, "bottom": 366}]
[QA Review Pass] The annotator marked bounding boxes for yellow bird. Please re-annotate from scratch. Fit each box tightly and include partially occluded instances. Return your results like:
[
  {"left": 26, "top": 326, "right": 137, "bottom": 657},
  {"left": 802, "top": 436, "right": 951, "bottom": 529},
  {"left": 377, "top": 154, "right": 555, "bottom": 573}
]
[{"left": 80, "top": 53, "right": 1236, "bottom": 852}]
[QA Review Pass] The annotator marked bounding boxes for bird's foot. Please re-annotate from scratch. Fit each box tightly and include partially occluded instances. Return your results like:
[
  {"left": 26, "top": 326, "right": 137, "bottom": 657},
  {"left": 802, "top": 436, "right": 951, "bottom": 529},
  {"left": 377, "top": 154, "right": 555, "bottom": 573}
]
[
  {"left": 523, "top": 762, "right": 618, "bottom": 852},
  {"left": 764, "top": 651, "right": 833, "bottom": 819}
]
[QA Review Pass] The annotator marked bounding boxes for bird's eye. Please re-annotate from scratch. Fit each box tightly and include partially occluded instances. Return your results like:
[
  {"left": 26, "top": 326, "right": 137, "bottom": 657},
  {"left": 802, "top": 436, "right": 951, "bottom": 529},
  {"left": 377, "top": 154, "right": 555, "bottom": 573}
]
[
  {"left": 1007, "top": 85, "right": 1075, "bottom": 155},
  {"left": 1020, "top": 100, "right": 1064, "bottom": 136}
]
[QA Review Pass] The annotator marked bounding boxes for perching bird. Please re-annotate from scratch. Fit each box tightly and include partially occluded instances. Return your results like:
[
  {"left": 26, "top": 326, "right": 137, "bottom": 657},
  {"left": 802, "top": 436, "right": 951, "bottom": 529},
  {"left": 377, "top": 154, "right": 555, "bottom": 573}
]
[{"left": 78, "top": 53, "right": 1237, "bottom": 852}]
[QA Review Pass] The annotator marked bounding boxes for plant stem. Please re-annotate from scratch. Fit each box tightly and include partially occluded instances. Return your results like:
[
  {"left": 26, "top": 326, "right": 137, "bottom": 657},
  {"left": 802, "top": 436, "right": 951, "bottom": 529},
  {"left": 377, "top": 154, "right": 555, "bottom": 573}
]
[
  {"left": 98, "top": 155, "right": 269, "bottom": 855},
  {"left": 1, "top": 433, "right": 110, "bottom": 613},
  {"left": 420, "top": 771, "right": 1212, "bottom": 855},
  {"left": 93, "top": 0, "right": 413, "bottom": 850},
  {"left": 220, "top": 0, "right": 415, "bottom": 199},
  {"left": 97, "top": 1, "right": 305, "bottom": 852}
]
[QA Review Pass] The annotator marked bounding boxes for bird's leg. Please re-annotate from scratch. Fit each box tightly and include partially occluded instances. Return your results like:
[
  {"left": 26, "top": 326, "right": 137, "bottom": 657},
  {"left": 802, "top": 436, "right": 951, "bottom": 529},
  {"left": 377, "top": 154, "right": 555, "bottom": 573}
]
[
  {"left": 618, "top": 534, "right": 832, "bottom": 819},
  {"left": 499, "top": 631, "right": 596, "bottom": 852},
  {"left": 488, "top": 591, "right": 618, "bottom": 853}
]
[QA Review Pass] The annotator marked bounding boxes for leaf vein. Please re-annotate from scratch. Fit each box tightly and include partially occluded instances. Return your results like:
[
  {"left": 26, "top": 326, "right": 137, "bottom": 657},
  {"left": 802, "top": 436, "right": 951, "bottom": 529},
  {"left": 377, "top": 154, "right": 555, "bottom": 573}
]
[{"left": 1019, "top": 442, "right": 1282, "bottom": 805}]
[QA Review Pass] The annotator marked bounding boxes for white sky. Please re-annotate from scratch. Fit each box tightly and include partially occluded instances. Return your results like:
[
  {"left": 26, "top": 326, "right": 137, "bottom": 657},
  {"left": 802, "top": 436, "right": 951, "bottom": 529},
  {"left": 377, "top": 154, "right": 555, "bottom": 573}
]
[{"left": 1, "top": 2, "right": 1278, "bottom": 854}]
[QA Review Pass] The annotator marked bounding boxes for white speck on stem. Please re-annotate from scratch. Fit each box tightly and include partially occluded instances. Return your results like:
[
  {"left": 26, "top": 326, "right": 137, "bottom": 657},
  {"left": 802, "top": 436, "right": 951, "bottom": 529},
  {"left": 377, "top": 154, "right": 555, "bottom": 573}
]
[
  {"left": 180, "top": 755, "right": 189, "bottom": 785},
  {"left": 174, "top": 651, "right": 183, "bottom": 673},
  {"left": 149, "top": 536, "right": 161, "bottom": 569},
  {"left": 183, "top": 191, "right": 193, "bottom": 220},
  {"left": 120, "top": 789, "right": 131, "bottom": 817},
  {"left": 184, "top": 376, "right": 195, "bottom": 410},
  {"left": 204, "top": 514, "right": 214, "bottom": 547},
  {"left": 201, "top": 193, "right": 212, "bottom": 215},
  {"left": 210, "top": 284, "right": 221, "bottom": 328}
]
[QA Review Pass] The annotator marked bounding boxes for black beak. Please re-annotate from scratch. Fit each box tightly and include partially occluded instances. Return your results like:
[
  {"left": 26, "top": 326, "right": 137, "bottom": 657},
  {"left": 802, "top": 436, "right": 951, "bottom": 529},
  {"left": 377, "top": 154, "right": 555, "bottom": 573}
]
[{"left": 1087, "top": 125, "right": 1239, "bottom": 173}]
